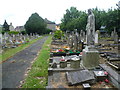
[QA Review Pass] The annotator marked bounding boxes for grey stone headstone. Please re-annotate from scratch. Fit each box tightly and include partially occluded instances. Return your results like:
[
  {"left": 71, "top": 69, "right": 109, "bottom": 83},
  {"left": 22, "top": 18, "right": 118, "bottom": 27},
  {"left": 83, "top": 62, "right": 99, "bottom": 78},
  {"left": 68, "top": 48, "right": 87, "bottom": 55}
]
[
  {"left": 82, "top": 46, "right": 99, "bottom": 69},
  {"left": 95, "top": 31, "right": 99, "bottom": 44}
]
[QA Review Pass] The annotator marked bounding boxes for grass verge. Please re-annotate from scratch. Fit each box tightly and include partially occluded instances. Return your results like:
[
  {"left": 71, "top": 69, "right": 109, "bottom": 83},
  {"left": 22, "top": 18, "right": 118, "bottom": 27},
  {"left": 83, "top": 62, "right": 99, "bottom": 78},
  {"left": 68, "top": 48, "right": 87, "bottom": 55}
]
[
  {"left": 22, "top": 35, "right": 52, "bottom": 88},
  {"left": 1, "top": 36, "right": 43, "bottom": 63}
]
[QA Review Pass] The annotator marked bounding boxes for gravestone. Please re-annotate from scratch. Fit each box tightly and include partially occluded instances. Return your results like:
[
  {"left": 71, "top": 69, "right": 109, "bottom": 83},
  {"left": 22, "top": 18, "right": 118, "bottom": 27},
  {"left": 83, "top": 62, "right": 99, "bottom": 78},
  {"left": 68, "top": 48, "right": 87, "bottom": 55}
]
[
  {"left": 111, "top": 31, "right": 114, "bottom": 40},
  {"left": 73, "top": 29, "right": 78, "bottom": 51},
  {"left": 0, "top": 34, "right": 2, "bottom": 44},
  {"left": 80, "top": 30, "right": 85, "bottom": 42},
  {"left": 66, "top": 70, "right": 95, "bottom": 85},
  {"left": 82, "top": 9, "right": 99, "bottom": 69},
  {"left": 82, "top": 46, "right": 99, "bottom": 68},
  {"left": 66, "top": 31, "right": 70, "bottom": 45},
  {"left": 95, "top": 30, "right": 99, "bottom": 44},
  {"left": 70, "top": 56, "right": 80, "bottom": 68},
  {"left": 114, "top": 32, "right": 118, "bottom": 44},
  {"left": 69, "top": 33, "right": 74, "bottom": 49}
]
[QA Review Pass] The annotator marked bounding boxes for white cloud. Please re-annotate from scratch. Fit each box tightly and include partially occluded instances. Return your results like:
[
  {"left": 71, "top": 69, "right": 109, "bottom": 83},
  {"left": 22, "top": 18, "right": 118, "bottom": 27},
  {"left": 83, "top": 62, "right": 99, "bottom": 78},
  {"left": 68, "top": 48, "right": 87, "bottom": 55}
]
[{"left": 0, "top": 0, "right": 119, "bottom": 27}]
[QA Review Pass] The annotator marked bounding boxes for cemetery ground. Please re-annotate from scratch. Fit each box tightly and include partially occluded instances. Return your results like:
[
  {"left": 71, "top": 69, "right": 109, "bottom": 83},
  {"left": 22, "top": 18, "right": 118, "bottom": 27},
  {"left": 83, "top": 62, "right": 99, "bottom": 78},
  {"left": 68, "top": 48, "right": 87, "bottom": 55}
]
[
  {"left": 1, "top": 36, "right": 44, "bottom": 63},
  {"left": 1, "top": 33, "right": 120, "bottom": 89},
  {"left": 46, "top": 35, "right": 120, "bottom": 89},
  {"left": 2, "top": 35, "right": 52, "bottom": 88}
]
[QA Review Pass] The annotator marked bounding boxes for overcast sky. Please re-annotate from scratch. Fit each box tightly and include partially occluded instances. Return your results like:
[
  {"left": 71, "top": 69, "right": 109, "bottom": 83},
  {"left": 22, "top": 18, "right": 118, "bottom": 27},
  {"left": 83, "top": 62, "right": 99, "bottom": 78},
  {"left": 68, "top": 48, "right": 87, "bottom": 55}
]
[{"left": 0, "top": 0, "right": 119, "bottom": 27}]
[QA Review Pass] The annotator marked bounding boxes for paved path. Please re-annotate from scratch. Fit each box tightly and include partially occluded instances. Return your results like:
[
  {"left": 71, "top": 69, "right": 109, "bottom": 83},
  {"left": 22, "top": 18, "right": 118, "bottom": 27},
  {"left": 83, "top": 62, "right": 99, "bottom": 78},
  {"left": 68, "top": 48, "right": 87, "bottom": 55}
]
[{"left": 2, "top": 36, "right": 48, "bottom": 88}]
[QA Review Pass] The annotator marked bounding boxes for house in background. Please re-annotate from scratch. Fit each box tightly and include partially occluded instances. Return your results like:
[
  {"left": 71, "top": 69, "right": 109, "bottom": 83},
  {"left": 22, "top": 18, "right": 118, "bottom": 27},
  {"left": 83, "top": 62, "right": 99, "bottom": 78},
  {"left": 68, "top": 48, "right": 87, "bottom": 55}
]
[
  {"left": 15, "top": 26, "right": 25, "bottom": 32},
  {"left": 56, "top": 24, "right": 60, "bottom": 30},
  {"left": 44, "top": 18, "right": 56, "bottom": 31},
  {"left": 9, "top": 23, "right": 14, "bottom": 31},
  {"left": 0, "top": 24, "right": 2, "bottom": 31}
]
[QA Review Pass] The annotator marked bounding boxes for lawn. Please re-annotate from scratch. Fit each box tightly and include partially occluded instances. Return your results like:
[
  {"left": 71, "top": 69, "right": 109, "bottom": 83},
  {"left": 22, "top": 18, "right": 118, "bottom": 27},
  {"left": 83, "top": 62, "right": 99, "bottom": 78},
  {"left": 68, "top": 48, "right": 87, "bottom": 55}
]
[
  {"left": 1, "top": 36, "right": 44, "bottom": 63},
  {"left": 22, "top": 35, "right": 52, "bottom": 88}
]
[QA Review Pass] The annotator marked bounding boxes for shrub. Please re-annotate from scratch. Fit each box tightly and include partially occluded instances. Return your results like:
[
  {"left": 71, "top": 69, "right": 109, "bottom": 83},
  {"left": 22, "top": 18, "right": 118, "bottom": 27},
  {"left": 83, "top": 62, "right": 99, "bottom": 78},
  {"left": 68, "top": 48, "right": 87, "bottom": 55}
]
[
  {"left": 20, "top": 30, "right": 27, "bottom": 35},
  {"left": 54, "top": 30, "right": 64, "bottom": 39},
  {"left": 8, "top": 31, "right": 19, "bottom": 35}
]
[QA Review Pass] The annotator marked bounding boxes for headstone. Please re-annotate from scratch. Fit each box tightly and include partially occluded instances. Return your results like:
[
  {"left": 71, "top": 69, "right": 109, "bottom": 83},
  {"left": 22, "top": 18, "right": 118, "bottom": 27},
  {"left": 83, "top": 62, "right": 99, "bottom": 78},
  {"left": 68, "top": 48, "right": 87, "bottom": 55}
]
[
  {"left": 69, "top": 34, "right": 73, "bottom": 49},
  {"left": 60, "top": 61, "right": 67, "bottom": 68},
  {"left": 80, "top": 30, "right": 85, "bottom": 42},
  {"left": 111, "top": 31, "right": 114, "bottom": 40},
  {"left": 82, "top": 9, "right": 99, "bottom": 69},
  {"left": 95, "top": 30, "right": 99, "bottom": 44},
  {"left": 66, "top": 70, "right": 95, "bottom": 85},
  {"left": 70, "top": 56, "right": 80, "bottom": 68},
  {"left": 114, "top": 32, "right": 118, "bottom": 44},
  {"left": 0, "top": 34, "right": 2, "bottom": 44},
  {"left": 82, "top": 46, "right": 99, "bottom": 68},
  {"left": 73, "top": 29, "right": 78, "bottom": 51}
]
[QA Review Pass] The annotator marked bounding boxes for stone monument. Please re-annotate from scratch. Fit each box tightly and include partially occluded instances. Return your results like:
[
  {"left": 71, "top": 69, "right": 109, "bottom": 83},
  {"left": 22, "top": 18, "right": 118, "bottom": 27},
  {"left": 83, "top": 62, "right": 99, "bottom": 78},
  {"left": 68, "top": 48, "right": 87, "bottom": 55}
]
[
  {"left": 82, "top": 9, "right": 99, "bottom": 69},
  {"left": 86, "top": 9, "right": 95, "bottom": 45},
  {"left": 95, "top": 30, "right": 99, "bottom": 44},
  {"left": 73, "top": 29, "right": 78, "bottom": 51}
]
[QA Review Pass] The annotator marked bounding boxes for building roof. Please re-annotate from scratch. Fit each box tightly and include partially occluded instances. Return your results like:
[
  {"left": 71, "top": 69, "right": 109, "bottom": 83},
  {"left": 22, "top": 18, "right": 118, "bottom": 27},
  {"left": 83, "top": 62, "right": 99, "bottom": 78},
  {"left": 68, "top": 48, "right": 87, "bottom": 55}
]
[
  {"left": 44, "top": 18, "right": 55, "bottom": 24},
  {"left": 15, "top": 26, "right": 25, "bottom": 31}
]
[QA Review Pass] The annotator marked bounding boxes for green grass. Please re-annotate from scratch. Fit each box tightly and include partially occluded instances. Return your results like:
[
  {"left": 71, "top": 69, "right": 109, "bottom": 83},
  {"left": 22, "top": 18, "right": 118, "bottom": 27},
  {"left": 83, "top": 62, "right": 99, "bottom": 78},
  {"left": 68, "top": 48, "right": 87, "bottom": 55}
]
[
  {"left": 1, "top": 36, "right": 44, "bottom": 63},
  {"left": 22, "top": 35, "right": 52, "bottom": 88}
]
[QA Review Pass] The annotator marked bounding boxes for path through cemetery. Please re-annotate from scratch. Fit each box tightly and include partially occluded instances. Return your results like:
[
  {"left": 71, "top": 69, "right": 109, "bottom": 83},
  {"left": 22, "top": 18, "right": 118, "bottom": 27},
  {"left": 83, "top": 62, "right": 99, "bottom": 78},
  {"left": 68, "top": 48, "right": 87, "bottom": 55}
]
[{"left": 2, "top": 36, "right": 48, "bottom": 88}]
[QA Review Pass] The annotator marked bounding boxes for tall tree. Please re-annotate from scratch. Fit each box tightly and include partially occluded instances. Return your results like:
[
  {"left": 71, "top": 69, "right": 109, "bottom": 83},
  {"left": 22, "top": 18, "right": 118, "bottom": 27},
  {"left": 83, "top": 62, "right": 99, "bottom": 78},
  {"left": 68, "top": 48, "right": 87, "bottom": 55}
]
[
  {"left": 60, "top": 7, "right": 120, "bottom": 34},
  {"left": 105, "top": 9, "right": 120, "bottom": 33},
  {"left": 60, "top": 7, "right": 80, "bottom": 31},
  {"left": 24, "top": 13, "right": 47, "bottom": 34},
  {"left": 2, "top": 20, "right": 9, "bottom": 31}
]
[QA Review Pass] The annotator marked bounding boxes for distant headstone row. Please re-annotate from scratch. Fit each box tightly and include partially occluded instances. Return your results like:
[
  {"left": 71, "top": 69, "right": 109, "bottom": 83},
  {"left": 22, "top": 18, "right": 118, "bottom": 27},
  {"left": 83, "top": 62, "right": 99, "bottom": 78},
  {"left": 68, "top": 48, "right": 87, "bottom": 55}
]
[{"left": 0, "top": 33, "right": 40, "bottom": 48}]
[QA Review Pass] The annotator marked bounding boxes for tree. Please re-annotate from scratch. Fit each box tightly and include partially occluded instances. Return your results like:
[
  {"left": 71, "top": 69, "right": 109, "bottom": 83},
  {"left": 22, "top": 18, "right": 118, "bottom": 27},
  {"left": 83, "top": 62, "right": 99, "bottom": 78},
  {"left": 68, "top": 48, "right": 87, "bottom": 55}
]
[
  {"left": 60, "top": 7, "right": 80, "bottom": 31},
  {"left": 60, "top": 7, "right": 120, "bottom": 34},
  {"left": 2, "top": 20, "right": 9, "bottom": 31},
  {"left": 24, "top": 13, "right": 47, "bottom": 34},
  {"left": 105, "top": 9, "right": 120, "bottom": 33},
  {"left": 60, "top": 7, "right": 87, "bottom": 32}
]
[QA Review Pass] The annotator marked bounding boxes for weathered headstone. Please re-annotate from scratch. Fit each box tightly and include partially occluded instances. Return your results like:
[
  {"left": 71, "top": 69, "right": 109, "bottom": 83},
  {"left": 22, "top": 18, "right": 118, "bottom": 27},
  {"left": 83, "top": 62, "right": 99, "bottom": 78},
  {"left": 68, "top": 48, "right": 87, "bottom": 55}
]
[
  {"left": 114, "top": 32, "right": 118, "bottom": 44},
  {"left": 111, "top": 31, "right": 114, "bottom": 40},
  {"left": 70, "top": 56, "right": 80, "bottom": 68},
  {"left": 82, "top": 9, "right": 99, "bottom": 69},
  {"left": 69, "top": 33, "right": 73, "bottom": 49},
  {"left": 82, "top": 46, "right": 99, "bottom": 68},
  {"left": 0, "top": 34, "right": 2, "bottom": 44},
  {"left": 95, "top": 30, "right": 99, "bottom": 44},
  {"left": 73, "top": 29, "right": 78, "bottom": 51}
]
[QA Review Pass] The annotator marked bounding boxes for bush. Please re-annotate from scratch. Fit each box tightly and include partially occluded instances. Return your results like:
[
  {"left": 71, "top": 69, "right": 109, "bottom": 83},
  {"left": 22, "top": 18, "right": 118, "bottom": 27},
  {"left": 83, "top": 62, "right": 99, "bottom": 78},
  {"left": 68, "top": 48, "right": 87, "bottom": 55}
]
[
  {"left": 8, "top": 31, "right": 19, "bottom": 35},
  {"left": 54, "top": 30, "right": 64, "bottom": 39},
  {"left": 20, "top": 30, "right": 27, "bottom": 35},
  {"left": 43, "top": 29, "right": 52, "bottom": 34}
]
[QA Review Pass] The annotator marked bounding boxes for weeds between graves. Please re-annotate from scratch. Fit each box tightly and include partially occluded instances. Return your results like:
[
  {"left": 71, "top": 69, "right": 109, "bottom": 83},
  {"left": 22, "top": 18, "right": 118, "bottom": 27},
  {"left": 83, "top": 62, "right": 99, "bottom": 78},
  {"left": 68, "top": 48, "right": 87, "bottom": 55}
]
[
  {"left": 1, "top": 36, "right": 44, "bottom": 63},
  {"left": 22, "top": 35, "right": 52, "bottom": 88}
]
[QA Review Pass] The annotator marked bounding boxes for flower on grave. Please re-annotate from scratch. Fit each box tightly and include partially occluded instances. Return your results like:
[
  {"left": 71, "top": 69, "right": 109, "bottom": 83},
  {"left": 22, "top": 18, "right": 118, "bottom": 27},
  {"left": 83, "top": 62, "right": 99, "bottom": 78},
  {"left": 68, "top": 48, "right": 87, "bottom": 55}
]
[
  {"left": 104, "top": 79, "right": 109, "bottom": 83},
  {"left": 58, "top": 49, "right": 64, "bottom": 52},
  {"left": 104, "top": 71, "right": 108, "bottom": 75}
]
